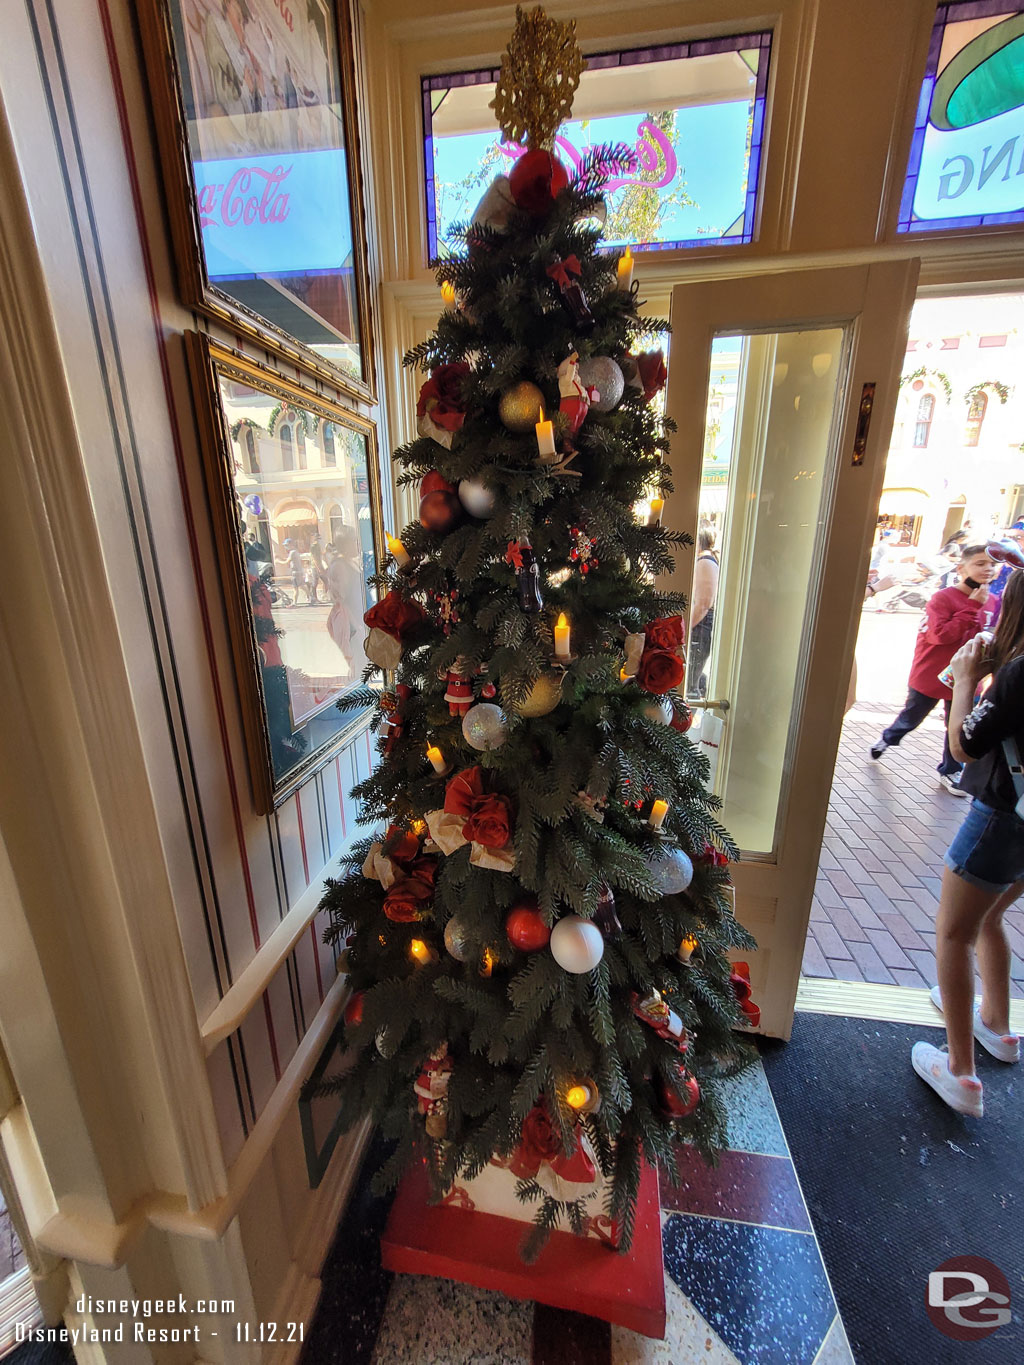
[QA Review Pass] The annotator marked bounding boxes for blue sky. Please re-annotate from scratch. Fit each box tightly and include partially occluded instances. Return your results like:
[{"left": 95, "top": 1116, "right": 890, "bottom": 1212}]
[{"left": 432, "top": 100, "right": 753, "bottom": 248}]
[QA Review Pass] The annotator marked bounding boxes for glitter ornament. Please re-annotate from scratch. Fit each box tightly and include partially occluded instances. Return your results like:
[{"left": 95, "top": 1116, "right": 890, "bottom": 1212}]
[
  {"left": 499, "top": 380, "right": 545, "bottom": 433},
  {"left": 645, "top": 845, "right": 694, "bottom": 895},
  {"left": 508, "top": 672, "right": 563, "bottom": 717},
  {"left": 462, "top": 702, "right": 508, "bottom": 751},
  {"left": 444, "top": 917, "right": 471, "bottom": 961},
  {"left": 578, "top": 356, "right": 625, "bottom": 412},
  {"left": 550, "top": 916, "right": 604, "bottom": 973},
  {"left": 458, "top": 477, "right": 498, "bottom": 518}
]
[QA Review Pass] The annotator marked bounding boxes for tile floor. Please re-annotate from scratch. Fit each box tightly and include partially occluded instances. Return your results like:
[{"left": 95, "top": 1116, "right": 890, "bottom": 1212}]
[
  {"left": 803, "top": 701, "right": 1024, "bottom": 997},
  {"left": 302, "top": 1062, "right": 853, "bottom": 1365}
]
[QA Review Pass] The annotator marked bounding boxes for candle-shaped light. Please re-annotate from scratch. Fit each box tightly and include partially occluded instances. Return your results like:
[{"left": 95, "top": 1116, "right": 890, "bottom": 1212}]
[
  {"left": 678, "top": 933, "right": 698, "bottom": 963},
  {"left": 426, "top": 743, "right": 448, "bottom": 774},
  {"left": 387, "top": 532, "right": 411, "bottom": 567},
  {"left": 440, "top": 281, "right": 457, "bottom": 308},
  {"left": 648, "top": 496, "right": 665, "bottom": 527},
  {"left": 566, "top": 1084, "right": 591, "bottom": 1110},
  {"left": 535, "top": 405, "right": 557, "bottom": 460},
  {"left": 619, "top": 665, "right": 630, "bottom": 683},
  {"left": 410, "top": 938, "right": 438, "bottom": 965},
  {"left": 616, "top": 246, "right": 633, "bottom": 292},
  {"left": 649, "top": 798, "right": 669, "bottom": 831},
  {"left": 479, "top": 948, "right": 496, "bottom": 978},
  {"left": 554, "top": 612, "right": 571, "bottom": 660}
]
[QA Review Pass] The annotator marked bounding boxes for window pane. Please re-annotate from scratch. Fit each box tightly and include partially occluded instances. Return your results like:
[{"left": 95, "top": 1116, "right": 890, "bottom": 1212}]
[
  {"left": 897, "top": 4, "right": 1024, "bottom": 234},
  {"left": 422, "top": 32, "right": 772, "bottom": 259}
]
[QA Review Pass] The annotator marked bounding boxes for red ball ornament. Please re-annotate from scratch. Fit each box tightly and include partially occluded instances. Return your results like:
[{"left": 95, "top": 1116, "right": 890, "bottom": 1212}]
[
  {"left": 671, "top": 703, "right": 694, "bottom": 734},
  {"left": 508, "top": 150, "right": 569, "bottom": 215},
  {"left": 343, "top": 991, "right": 364, "bottom": 1027},
  {"left": 420, "top": 470, "right": 456, "bottom": 498},
  {"left": 505, "top": 899, "right": 551, "bottom": 952},
  {"left": 419, "top": 489, "right": 463, "bottom": 533},
  {"left": 659, "top": 1071, "right": 700, "bottom": 1117}
]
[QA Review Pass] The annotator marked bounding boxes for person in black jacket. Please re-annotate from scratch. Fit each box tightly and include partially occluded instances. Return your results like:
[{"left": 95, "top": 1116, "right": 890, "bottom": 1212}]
[{"left": 913, "top": 570, "right": 1024, "bottom": 1116}]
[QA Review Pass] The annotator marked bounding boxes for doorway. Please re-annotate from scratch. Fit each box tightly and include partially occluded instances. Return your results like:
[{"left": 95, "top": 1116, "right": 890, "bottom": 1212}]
[
  {"left": 801, "top": 290, "right": 1024, "bottom": 999},
  {"left": 663, "top": 260, "right": 920, "bottom": 1038}
]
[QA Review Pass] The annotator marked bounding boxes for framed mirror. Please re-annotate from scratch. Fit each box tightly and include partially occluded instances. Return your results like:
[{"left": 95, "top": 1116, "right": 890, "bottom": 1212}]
[
  {"left": 141, "top": 0, "right": 375, "bottom": 398},
  {"left": 186, "top": 332, "right": 381, "bottom": 811}
]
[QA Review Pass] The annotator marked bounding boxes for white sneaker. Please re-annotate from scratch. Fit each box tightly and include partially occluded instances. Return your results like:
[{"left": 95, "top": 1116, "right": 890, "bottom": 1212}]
[
  {"left": 912, "top": 1042, "right": 984, "bottom": 1116},
  {"left": 929, "top": 985, "right": 1020, "bottom": 1063},
  {"left": 938, "top": 774, "right": 969, "bottom": 797}
]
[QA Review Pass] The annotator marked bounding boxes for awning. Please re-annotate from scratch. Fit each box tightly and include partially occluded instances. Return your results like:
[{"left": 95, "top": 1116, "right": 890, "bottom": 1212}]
[
  {"left": 877, "top": 487, "right": 930, "bottom": 517},
  {"left": 274, "top": 505, "right": 318, "bottom": 527}
]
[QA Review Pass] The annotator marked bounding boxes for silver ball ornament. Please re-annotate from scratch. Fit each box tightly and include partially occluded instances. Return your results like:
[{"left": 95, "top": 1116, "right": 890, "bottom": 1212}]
[
  {"left": 462, "top": 702, "right": 508, "bottom": 751},
  {"left": 458, "top": 477, "right": 497, "bottom": 519},
  {"left": 444, "top": 917, "right": 470, "bottom": 961},
  {"left": 646, "top": 846, "right": 694, "bottom": 895},
  {"left": 578, "top": 356, "right": 625, "bottom": 413},
  {"left": 549, "top": 915, "right": 605, "bottom": 973}
]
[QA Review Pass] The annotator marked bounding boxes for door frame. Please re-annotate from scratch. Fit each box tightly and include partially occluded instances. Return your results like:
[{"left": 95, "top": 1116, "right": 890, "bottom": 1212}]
[{"left": 663, "top": 260, "right": 920, "bottom": 1037}]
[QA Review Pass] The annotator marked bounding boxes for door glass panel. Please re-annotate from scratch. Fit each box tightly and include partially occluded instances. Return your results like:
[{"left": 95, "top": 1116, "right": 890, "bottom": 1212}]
[{"left": 691, "top": 327, "right": 847, "bottom": 855}]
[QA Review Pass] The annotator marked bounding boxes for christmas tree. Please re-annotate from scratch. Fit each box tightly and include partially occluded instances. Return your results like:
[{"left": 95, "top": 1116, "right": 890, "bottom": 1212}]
[{"left": 319, "top": 5, "right": 757, "bottom": 1255}]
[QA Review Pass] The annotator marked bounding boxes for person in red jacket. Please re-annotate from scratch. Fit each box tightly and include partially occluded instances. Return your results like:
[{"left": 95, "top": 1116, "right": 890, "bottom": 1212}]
[{"left": 871, "top": 545, "right": 998, "bottom": 793}]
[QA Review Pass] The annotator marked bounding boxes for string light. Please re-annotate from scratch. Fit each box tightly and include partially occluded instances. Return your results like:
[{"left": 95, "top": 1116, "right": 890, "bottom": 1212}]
[{"left": 410, "top": 938, "right": 437, "bottom": 965}]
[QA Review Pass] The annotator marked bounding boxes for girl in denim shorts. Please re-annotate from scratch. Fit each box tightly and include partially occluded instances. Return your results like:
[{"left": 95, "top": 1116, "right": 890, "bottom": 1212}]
[{"left": 913, "top": 569, "right": 1024, "bottom": 1116}]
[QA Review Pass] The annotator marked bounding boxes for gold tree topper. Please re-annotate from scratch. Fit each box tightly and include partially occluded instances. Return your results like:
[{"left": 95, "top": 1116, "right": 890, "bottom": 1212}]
[{"left": 490, "top": 6, "right": 586, "bottom": 150}]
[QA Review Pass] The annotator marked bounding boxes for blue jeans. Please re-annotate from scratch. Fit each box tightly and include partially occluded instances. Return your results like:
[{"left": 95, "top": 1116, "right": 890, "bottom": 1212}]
[
  {"left": 945, "top": 800, "right": 1024, "bottom": 893},
  {"left": 882, "top": 687, "right": 962, "bottom": 777}
]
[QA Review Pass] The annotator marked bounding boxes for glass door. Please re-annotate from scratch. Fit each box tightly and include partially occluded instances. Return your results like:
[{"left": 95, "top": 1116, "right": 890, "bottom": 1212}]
[{"left": 664, "top": 263, "right": 920, "bottom": 1037}]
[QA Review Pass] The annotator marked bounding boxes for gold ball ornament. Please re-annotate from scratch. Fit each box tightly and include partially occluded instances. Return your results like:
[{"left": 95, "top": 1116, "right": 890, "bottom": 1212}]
[
  {"left": 499, "top": 381, "right": 545, "bottom": 433},
  {"left": 508, "top": 672, "right": 563, "bottom": 717}
]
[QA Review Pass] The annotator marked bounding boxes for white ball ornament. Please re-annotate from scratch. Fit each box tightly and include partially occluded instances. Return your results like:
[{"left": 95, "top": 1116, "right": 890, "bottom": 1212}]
[
  {"left": 462, "top": 702, "right": 508, "bottom": 751},
  {"left": 646, "top": 846, "right": 694, "bottom": 895},
  {"left": 578, "top": 356, "right": 625, "bottom": 413},
  {"left": 640, "top": 695, "right": 674, "bottom": 725},
  {"left": 549, "top": 915, "right": 605, "bottom": 973},
  {"left": 458, "top": 477, "right": 497, "bottom": 519}
]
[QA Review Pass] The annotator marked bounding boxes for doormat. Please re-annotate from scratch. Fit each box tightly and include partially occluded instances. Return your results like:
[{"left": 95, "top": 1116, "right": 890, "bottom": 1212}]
[{"left": 760, "top": 1014, "right": 1022, "bottom": 1364}]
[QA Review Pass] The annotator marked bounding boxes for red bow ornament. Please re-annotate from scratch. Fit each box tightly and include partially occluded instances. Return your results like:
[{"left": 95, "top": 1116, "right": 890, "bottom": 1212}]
[
  {"left": 416, "top": 363, "right": 472, "bottom": 448},
  {"left": 363, "top": 591, "right": 427, "bottom": 671},
  {"left": 508, "top": 1101, "right": 597, "bottom": 1201}
]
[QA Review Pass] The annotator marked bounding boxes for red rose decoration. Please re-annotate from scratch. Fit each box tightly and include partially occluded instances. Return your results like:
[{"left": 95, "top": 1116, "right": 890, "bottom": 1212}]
[
  {"left": 463, "top": 793, "right": 513, "bottom": 849},
  {"left": 637, "top": 349, "right": 667, "bottom": 403},
  {"left": 363, "top": 590, "right": 427, "bottom": 640},
  {"left": 417, "top": 363, "right": 472, "bottom": 433},
  {"left": 699, "top": 842, "right": 729, "bottom": 868},
  {"left": 637, "top": 648, "right": 685, "bottom": 695},
  {"left": 519, "top": 1103, "right": 561, "bottom": 1163},
  {"left": 644, "top": 616, "right": 684, "bottom": 651},
  {"left": 444, "top": 766, "right": 485, "bottom": 815}
]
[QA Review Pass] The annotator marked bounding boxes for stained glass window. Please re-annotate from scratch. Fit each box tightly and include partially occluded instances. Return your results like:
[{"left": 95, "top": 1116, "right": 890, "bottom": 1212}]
[
  {"left": 897, "top": 3, "right": 1024, "bottom": 234},
  {"left": 422, "top": 31, "right": 772, "bottom": 260}
]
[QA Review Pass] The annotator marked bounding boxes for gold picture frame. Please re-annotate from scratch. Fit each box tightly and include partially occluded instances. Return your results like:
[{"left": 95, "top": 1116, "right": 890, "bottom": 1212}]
[
  {"left": 186, "top": 332, "right": 383, "bottom": 812},
  {"left": 140, "top": 0, "right": 376, "bottom": 401}
]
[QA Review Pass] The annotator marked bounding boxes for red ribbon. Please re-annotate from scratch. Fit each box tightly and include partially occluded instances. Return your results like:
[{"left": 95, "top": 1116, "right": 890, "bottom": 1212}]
[
  {"left": 730, "top": 962, "right": 761, "bottom": 1028},
  {"left": 504, "top": 541, "right": 524, "bottom": 569},
  {"left": 545, "top": 255, "right": 582, "bottom": 291},
  {"left": 444, "top": 766, "right": 484, "bottom": 817}
]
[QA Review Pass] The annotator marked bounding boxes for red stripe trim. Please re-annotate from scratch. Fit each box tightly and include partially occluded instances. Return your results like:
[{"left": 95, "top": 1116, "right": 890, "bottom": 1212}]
[{"left": 96, "top": 0, "right": 261, "bottom": 950}]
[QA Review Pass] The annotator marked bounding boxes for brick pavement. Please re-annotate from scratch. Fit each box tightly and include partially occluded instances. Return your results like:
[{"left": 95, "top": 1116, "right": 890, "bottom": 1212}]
[{"left": 803, "top": 700, "right": 1024, "bottom": 997}]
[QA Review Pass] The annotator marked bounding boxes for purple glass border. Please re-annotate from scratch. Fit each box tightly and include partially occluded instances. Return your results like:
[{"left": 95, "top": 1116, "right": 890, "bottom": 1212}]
[
  {"left": 896, "top": 1, "right": 1024, "bottom": 234},
  {"left": 421, "top": 30, "right": 773, "bottom": 260}
]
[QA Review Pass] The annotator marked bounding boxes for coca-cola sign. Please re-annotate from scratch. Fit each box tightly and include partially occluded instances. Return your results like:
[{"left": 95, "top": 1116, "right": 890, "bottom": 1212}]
[{"left": 194, "top": 149, "right": 353, "bottom": 277}]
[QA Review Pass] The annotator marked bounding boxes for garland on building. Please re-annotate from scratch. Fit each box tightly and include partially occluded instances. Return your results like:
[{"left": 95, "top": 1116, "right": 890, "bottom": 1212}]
[
  {"left": 900, "top": 366, "right": 953, "bottom": 402},
  {"left": 314, "top": 4, "right": 757, "bottom": 1254}
]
